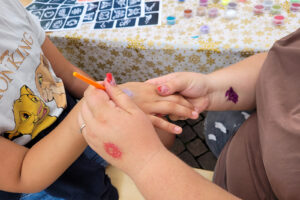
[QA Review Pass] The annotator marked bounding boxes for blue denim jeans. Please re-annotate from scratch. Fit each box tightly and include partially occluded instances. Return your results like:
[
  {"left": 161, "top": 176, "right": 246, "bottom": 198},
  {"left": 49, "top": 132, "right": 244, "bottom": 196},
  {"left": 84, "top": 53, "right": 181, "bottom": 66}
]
[
  {"left": 0, "top": 146, "right": 117, "bottom": 200},
  {"left": 20, "top": 190, "right": 65, "bottom": 200}
]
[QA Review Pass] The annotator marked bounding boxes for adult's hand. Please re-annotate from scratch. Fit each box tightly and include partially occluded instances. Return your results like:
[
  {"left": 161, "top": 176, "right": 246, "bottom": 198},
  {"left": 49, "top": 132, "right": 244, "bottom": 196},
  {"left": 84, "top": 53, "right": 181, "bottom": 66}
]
[
  {"left": 79, "top": 78, "right": 166, "bottom": 176},
  {"left": 119, "top": 81, "right": 198, "bottom": 133},
  {"left": 79, "top": 76, "right": 240, "bottom": 200},
  {"left": 147, "top": 72, "right": 211, "bottom": 114}
]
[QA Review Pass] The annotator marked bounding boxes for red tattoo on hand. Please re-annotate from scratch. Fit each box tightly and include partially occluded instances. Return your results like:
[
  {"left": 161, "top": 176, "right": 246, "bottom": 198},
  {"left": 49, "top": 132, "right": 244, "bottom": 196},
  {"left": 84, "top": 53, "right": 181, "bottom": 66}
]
[{"left": 104, "top": 143, "right": 122, "bottom": 159}]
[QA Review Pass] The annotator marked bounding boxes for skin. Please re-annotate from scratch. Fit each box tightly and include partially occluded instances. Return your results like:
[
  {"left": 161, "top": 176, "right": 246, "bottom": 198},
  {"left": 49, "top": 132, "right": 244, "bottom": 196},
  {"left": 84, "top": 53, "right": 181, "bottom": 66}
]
[
  {"left": 119, "top": 81, "right": 199, "bottom": 134},
  {"left": 0, "top": 37, "right": 195, "bottom": 193},
  {"left": 0, "top": 37, "right": 89, "bottom": 193},
  {"left": 80, "top": 79, "right": 239, "bottom": 200},
  {"left": 147, "top": 52, "right": 268, "bottom": 112},
  {"left": 104, "top": 143, "right": 122, "bottom": 159},
  {"left": 80, "top": 52, "right": 268, "bottom": 199},
  {"left": 225, "top": 87, "right": 238, "bottom": 104}
]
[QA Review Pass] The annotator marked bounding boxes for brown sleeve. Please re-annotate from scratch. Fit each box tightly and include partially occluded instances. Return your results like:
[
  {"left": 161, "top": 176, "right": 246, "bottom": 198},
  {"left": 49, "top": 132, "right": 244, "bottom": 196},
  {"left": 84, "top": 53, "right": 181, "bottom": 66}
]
[{"left": 256, "top": 28, "right": 300, "bottom": 200}]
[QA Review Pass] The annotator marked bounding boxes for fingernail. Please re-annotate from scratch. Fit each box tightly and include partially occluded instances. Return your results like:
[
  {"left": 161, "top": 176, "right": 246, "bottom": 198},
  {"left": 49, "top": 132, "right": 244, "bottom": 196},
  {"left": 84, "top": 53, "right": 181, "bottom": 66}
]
[
  {"left": 174, "top": 126, "right": 182, "bottom": 134},
  {"left": 106, "top": 73, "right": 116, "bottom": 86},
  {"left": 157, "top": 85, "right": 169, "bottom": 94},
  {"left": 194, "top": 107, "right": 201, "bottom": 113},
  {"left": 191, "top": 111, "right": 198, "bottom": 119}
]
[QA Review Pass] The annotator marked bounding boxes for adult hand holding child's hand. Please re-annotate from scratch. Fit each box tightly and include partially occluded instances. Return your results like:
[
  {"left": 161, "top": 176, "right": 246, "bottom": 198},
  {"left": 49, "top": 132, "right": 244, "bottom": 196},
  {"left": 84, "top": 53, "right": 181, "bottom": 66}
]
[
  {"left": 147, "top": 72, "right": 211, "bottom": 120},
  {"left": 79, "top": 75, "right": 166, "bottom": 176},
  {"left": 119, "top": 81, "right": 199, "bottom": 134}
]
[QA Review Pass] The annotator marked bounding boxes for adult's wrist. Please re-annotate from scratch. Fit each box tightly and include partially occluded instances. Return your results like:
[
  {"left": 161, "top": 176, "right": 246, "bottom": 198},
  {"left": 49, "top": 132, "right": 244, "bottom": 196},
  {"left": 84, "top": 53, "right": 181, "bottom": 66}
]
[{"left": 128, "top": 146, "right": 171, "bottom": 183}]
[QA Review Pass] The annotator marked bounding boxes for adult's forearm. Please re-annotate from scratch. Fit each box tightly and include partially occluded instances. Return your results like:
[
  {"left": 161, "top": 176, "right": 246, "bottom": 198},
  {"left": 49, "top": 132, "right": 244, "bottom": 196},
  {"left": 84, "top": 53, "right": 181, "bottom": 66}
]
[
  {"left": 206, "top": 52, "right": 268, "bottom": 111},
  {"left": 130, "top": 149, "right": 239, "bottom": 200}
]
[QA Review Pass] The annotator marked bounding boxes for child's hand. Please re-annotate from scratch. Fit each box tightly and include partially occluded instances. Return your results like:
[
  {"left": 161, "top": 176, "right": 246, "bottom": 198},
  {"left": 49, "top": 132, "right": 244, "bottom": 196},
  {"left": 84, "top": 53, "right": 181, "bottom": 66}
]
[
  {"left": 119, "top": 82, "right": 198, "bottom": 133},
  {"left": 79, "top": 79, "right": 166, "bottom": 176}
]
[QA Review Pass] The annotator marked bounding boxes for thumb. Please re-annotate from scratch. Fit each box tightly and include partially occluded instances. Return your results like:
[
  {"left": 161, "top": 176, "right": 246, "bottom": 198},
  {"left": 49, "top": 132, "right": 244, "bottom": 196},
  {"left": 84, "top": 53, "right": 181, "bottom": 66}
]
[
  {"left": 147, "top": 73, "right": 191, "bottom": 96},
  {"left": 156, "top": 79, "right": 190, "bottom": 96}
]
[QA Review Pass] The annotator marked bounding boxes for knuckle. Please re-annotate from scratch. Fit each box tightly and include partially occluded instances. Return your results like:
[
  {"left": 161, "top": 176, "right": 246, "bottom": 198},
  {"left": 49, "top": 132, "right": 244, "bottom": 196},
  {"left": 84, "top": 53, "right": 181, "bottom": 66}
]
[
  {"left": 152, "top": 116, "right": 165, "bottom": 128},
  {"left": 84, "top": 87, "right": 92, "bottom": 97},
  {"left": 166, "top": 102, "right": 175, "bottom": 110},
  {"left": 167, "top": 123, "right": 175, "bottom": 132},
  {"left": 169, "top": 114, "right": 180, "bottom": 121},
  {"left": 170, "top": 104, "right": 183, "bottom": 114},
  {"left": 160, "top": 121, "right": 172, "bottom": 132},
  {"left": 174, "top": 95, "right": 184, "bottom": 103}
]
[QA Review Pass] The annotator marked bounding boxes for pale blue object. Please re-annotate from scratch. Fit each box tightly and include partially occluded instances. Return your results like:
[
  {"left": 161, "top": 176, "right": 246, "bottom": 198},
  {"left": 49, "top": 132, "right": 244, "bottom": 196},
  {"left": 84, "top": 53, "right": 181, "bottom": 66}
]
[{"left": 166, "top": 16, "right": 176, "bottom": 25}]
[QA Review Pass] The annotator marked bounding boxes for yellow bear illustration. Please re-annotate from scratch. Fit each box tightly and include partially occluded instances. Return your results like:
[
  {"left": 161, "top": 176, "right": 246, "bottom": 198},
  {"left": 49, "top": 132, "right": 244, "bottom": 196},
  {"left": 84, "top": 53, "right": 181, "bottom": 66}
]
[{"left": 7, "top": 85, "right": 56, "bottom": 140}]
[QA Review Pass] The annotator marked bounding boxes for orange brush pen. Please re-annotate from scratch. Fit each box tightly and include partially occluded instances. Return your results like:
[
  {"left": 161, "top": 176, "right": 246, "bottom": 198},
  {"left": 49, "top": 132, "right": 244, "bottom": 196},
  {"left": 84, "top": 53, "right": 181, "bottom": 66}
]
[{"left": 73, "top": 72, "right": 106, "bottom": 91}]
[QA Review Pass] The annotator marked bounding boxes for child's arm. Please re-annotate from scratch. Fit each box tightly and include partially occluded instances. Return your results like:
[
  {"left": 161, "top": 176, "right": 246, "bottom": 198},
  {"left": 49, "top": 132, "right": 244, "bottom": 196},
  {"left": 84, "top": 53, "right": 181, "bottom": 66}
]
[
  {"left": 0, "top": 36, "right": 89, "bottom": 193},
  {"left": 0, "top": 36, "right": 193, "bottom": 194},
  {"left": 0, "top": 101, "right": 87, "bottom": 193},
  {"left": 43, "top": 37, "right": 197, "bottom": 134},
  {"left": 0, "top": 36, "right": 90, "bottom": 193},
  {"left": 42, "top": 37, "right": 90, "bottom": 99}
]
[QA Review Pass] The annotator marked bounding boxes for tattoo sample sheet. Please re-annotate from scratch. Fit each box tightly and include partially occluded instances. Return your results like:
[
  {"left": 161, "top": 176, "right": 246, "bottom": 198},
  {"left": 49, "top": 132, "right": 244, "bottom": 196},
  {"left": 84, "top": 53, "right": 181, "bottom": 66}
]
[
  {"left": 26, "top": 0, "right": 86, "bottom": 31},
  {"left": 26, "top": 0, "right": 161, "bottom": 31},
  {"left": 93, "top": 0, "right": 161, "bottom": 29}
]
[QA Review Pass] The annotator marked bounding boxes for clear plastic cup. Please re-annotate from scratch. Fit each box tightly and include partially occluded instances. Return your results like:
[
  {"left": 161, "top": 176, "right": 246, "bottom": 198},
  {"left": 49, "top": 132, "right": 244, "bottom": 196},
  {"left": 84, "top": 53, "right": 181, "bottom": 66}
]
[
  {"left": 253, "top": 4, "right": 264, "bottom": 14},
  {"left": 290, "top": 3, "right": 300, "bottom": 12},
  {"left": 166, "top": 16, "right": 176, "bottom": 25},
  {"left": 208, "top": 8, "right": 218, "bottom": 18},
  {"left": 271, "top": 4, "right": 281, "bottom": 15}
]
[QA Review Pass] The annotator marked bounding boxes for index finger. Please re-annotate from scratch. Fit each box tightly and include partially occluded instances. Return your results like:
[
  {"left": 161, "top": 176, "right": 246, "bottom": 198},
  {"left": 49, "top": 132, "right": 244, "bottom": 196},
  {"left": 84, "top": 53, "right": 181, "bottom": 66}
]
[
  {"left": 104, "top": 76, "right": 140, "bottom": 114},
  {"left": 83, "top": 85, "right": 115, "bottom": 119}
]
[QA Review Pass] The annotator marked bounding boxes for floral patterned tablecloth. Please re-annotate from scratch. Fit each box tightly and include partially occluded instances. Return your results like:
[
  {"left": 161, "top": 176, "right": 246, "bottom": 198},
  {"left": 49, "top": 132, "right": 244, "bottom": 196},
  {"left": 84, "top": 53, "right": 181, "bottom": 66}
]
[{"left": 22, "top": 0, "right": 300, "bottom": 83}]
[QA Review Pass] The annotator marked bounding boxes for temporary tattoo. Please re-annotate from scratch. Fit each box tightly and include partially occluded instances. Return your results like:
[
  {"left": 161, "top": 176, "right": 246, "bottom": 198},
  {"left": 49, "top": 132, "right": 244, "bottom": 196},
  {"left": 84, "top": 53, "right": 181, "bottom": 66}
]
[
  {"left": 104, "top": 142, "right": 122, "bottom": 159},
  {"left": 225, "top": 87, "right": 238, "bottom": 104},
  {"left": 122, "top": 88, "right": 133, "bottom": 97}
]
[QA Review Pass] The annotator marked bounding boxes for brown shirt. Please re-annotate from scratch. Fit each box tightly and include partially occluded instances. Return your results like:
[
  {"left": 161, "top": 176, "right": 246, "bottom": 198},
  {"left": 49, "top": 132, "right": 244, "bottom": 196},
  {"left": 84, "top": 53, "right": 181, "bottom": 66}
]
[{"left": 213, "top": 29, "right": 300, "bottom": 200}]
